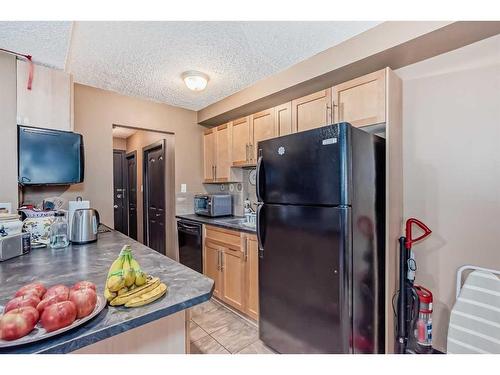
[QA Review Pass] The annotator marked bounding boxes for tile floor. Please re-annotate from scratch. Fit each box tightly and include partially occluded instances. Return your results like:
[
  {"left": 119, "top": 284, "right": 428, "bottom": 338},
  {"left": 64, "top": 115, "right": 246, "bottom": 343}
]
[{"left": 189, "top": 299, "right": 275, "bottom": 354}]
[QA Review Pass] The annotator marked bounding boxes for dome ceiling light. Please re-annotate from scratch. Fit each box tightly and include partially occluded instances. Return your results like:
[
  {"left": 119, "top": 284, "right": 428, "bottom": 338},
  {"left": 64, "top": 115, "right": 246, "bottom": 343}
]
[{"left": 182, "top": 71, "right": 209, "bottom": 91}]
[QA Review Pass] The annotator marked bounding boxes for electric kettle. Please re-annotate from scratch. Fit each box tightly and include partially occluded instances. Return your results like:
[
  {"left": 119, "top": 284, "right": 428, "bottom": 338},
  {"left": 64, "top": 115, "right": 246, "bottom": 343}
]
[{"left": 71, "top": 208, "right": 100, "bottom": 244}]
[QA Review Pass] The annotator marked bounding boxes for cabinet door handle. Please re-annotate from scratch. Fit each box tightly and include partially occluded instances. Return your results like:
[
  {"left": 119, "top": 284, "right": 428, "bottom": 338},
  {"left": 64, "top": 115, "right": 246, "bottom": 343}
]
[
  {"left": 217, "top": 250, "right": 220, "bottom": 271},
  {"left": 245, "top": 143, "right": 249, "bottom": 162},
  {"left": 243, "top": 239, "right": 248, "bottom": 261},
  {"left": 326, "top": 104, "right": 331, "bottom": 123},
  {"left": 220, "top": 250, "right": 224, "bottom": 271},
  {"left": 214, "top": 165, "right": 217, "bottom": 180},
  {"left": 249, "top": 143, "right": 253, "bottom": 162}
]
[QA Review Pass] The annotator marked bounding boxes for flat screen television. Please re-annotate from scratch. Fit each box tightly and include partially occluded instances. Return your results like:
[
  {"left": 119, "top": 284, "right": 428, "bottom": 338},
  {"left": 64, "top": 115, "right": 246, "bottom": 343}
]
[{"left": 18, "top": 125, "right": 85, "bottom": 185}]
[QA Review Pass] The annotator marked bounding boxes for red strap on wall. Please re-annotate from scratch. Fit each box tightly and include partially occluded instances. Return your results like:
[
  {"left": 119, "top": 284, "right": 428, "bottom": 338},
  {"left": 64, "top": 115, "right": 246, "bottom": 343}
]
[
  {"left": 26, "top": 55, "right": 33, "bottom": 90},
  {"left": 0, "top": 48, "right": 34, "bottom": 90}
]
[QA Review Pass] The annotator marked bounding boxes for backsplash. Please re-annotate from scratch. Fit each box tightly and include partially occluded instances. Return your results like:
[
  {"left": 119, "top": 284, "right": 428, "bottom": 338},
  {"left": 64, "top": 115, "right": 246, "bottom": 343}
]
[
  {"left": 201, "top": 168, "right": 257, "bottom": 217},
  {"left": 175, "top": 192, "right": 196, "bottom": 215}
]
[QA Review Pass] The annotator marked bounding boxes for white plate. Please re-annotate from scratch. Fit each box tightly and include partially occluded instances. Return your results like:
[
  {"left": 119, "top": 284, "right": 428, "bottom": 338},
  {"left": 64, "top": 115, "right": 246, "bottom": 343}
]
[{"left": 0, "top": 295, "right": 106, "bottom": 348}]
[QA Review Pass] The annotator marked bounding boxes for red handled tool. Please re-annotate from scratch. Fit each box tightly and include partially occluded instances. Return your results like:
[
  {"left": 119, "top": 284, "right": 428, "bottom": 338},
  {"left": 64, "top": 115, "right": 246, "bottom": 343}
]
[{"left": 395, "top": 218, "right": 432, "bottom": 354}]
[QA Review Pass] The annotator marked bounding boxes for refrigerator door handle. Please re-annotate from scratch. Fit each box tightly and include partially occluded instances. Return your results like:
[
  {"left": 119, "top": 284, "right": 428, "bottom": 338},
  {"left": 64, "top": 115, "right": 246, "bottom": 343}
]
[
  {"left": 256, "top": 203, "right": 265, "bottom": 257},
  {"left": 256, "top": 155, "right": 263, "bottom": 202}
]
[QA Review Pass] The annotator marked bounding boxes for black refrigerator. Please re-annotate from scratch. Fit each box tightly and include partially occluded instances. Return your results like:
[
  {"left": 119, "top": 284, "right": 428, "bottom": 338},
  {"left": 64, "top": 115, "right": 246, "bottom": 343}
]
[{"left": 256, "top": 122, "right": 385, "bottom": 354}]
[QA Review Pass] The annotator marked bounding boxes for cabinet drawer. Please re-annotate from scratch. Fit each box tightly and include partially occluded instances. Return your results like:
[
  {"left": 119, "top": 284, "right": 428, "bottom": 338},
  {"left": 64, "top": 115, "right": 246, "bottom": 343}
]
[{"left": 205, "top": 225, "right": 241, "bottom": 250}]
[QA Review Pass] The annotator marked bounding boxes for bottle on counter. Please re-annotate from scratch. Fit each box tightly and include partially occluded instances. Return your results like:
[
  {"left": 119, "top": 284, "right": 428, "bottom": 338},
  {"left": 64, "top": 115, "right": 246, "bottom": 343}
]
[{"left": 49, "top": 212, "right": 69, "bottom": 249}]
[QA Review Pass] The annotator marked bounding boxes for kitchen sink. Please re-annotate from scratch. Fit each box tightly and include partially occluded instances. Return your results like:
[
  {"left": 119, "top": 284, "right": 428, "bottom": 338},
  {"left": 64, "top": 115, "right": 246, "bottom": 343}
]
[{"left": 215, "top": 217, "right": 256, "bottom": 228}]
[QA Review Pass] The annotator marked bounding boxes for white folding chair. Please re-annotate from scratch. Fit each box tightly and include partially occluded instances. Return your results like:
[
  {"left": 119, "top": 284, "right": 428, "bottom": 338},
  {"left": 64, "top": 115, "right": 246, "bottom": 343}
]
[{"left": 447, "top": 265, "right": 500, "bottom": 354}]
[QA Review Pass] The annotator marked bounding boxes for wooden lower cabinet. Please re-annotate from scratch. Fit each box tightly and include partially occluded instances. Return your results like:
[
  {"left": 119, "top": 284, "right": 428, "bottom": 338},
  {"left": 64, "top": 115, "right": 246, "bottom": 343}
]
[
  {"left": 203, "top": 225, "right": 259, "bottom": 320},
  {"left": 221, "top": 247, "right": 245, "bottom": 310},
  {"left": 244, "top": 234, "right": 259, "bottom": 320},
  {"left": 204, "top": 240, "right": 222, "bottom": 298}
]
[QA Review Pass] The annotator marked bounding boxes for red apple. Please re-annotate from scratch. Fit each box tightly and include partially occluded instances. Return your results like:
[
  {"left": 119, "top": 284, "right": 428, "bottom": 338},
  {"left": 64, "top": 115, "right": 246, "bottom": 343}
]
[
  {"left": 6, "top": 306, "right": 40, "bottom": 326},
  {"left": 43, "top": 284, "right": 69, "bottom": 301},
  {"left": 14, "top": 283, "right": 46, "bottom": 299},
  {"left": 4, "top": 294, "right": 40, "bottom": 313},
  {"left": 71, "top": 281, "right": 96, "bottom": 292},
  {"left": 0, "top": 307, "right": 38, "bottom": 340},
  {"left": 69, "top": 288, "right": 97, "bottom": 319},
  {"left": 36, "top": 293, "right": 69, "bottom": 314},
  {"left": 40, "top": 301, "right": 77, "bottom": 332}
]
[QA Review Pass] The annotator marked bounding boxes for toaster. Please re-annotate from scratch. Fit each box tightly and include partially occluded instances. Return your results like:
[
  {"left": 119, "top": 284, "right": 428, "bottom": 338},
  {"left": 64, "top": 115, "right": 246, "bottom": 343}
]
[
  {"left": 194, "top": 194, "right": 232, "bottom": 217},
  {"left": 0, "top": 232, "right": 31, "bottom": 262}
]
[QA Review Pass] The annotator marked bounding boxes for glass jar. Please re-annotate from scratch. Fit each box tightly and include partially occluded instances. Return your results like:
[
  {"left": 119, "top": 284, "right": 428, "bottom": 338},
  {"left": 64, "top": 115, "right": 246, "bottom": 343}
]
[{"left": 50, "top": 212, "right": 69, "bottom": 249}]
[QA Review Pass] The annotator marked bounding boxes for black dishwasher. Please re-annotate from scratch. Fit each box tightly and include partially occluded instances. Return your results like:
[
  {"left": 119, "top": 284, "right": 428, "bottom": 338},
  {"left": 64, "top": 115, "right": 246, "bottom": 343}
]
[{"left": 177, "top": 219, "right": 202, "bottom": 273}]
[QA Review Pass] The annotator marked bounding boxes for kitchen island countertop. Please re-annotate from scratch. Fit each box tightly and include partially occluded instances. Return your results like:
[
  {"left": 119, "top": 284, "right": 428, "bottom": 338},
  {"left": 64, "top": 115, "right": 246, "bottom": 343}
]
[{"left": 0, "top": 230, "right": 213, "bottom": 354}]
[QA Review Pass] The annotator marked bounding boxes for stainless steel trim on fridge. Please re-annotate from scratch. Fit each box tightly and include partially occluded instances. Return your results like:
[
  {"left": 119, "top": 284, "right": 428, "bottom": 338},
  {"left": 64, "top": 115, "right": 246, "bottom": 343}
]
[{"left": 256, "top": 122, "right": 385, "bottom": 354}]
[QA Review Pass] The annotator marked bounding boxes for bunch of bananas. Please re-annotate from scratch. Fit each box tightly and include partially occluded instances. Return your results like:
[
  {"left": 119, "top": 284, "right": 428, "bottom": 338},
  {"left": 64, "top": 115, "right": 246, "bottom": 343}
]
[{"left": 104, "top": 245, "right": 167, "bottom": 307}]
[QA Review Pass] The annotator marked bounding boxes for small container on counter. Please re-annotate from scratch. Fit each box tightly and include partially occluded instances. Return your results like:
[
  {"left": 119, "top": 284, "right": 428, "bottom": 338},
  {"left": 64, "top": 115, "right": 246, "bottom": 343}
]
[{"left": 49, "top": 212, "right": 69, "bottom": 249}]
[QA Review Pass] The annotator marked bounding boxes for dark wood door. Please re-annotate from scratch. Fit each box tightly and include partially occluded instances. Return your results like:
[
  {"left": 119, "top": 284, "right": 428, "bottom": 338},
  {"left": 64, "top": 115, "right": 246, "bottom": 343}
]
[
  {"left": 126, "top": 152, "right": 137, "bottom": 240},
  {"left": 113, "top": 150, "right": 127, "bottom": 235},
  {"left": 143, "top": 141, "right": 166, "bottom": 255}
]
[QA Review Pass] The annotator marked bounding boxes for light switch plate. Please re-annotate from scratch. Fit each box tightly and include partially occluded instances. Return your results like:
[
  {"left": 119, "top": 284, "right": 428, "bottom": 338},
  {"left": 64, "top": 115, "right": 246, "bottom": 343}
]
[{"left": 180, "top": 184, "right": 187, "bottom": 193}]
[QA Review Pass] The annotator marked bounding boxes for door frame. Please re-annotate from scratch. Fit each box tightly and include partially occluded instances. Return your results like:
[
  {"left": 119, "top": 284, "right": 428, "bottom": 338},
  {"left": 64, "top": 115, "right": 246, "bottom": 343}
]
[
  {"left": 142, "top": 139, "right": 166, "bottom": 247},
  {"left": 113, "top": 149, "right": 128, "bottom": 235},
  {"left": 125, "top": 150, "right": 137, "bottom": 239}
]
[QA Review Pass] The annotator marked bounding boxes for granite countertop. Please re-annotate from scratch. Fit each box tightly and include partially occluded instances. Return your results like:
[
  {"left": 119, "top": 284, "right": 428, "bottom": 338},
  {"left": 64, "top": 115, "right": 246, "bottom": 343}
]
[
  {"left": 176, "top": 214, "right": 256, "bottom": 234},
  {"left": 0, "top": 230, "right": 214, "bottom": 354}
]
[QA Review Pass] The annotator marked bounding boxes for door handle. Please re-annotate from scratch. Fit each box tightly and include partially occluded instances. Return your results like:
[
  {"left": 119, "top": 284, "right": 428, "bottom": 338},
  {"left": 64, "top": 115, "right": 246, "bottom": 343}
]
[
  {"left": 256, "top": 155, "right": 263, "bottom": 202},
  {"left": 113, "top": 205, "right": 118, "bottom": 209},
  {"left": 243, "top": 238, "right": 248, "bottom": 261},
  {"left": 256, "top": 203, "right": 265, "bottom": 257}
]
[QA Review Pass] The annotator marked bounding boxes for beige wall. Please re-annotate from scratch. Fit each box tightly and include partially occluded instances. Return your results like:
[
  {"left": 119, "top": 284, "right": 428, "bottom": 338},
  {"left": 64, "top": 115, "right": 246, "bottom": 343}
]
[
  {"left": 396, "top": 34, "right": 500, "bottom": 352},
  {"left": 112, "top": 137, "right": 127, "bottom": 150},
  {"left": 64, "top": 84, "right": 203, "bottom": 231},
  {"left": 0, "top": 52, "right": 18, "bottom": 209}
]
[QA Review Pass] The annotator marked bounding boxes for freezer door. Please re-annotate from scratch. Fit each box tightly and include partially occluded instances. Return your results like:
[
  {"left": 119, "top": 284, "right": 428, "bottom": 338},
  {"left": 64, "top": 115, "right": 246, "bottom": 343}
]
[
  {"left": 256, "top": 123, "right": 350, "bottom": 206},
  {"left": 258, "top": 203, "right": 352, "bottom": 353}
]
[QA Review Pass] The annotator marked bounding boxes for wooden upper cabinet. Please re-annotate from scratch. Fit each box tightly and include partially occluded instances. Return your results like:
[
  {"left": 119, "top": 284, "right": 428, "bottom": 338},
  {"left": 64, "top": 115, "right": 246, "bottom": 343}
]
[
  {"left": 245, "top": 235, "right": 259, "bottom": 320},
  {"left": 332, "top": 69, "right": 386, "bottom": 127},
  {"left": 204, "top": 240, "right": 221, "bottom": 298},
  {"left": 291, "top": 89, "right": 332, "bottom": 133},
  {"left": 250, "top": 108, "right": 276, "bottom": 161},
  {"left": 215, "top": 123, "right": 231, "bottom": 182},
  {"left": 203, "top": 129, "right": 216, "bottom": 182},
  {"left": 231, "top": 116, "right": 251, "bottom": 166},
  {"left": 275, "top": 102, "right": 292, "bottom": 136}
]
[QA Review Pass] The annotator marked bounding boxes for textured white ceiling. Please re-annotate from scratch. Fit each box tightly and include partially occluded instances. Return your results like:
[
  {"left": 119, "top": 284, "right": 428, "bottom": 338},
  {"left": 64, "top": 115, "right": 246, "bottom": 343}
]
[
  {"left": 0, "top": 21, "right": 381, "bottom": 111},
  {"left": 0, "top": 21, "right": 72, "bottom": 69},
  {"left": 112, "top": 127, "right": 137, "bottom": 139}
]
